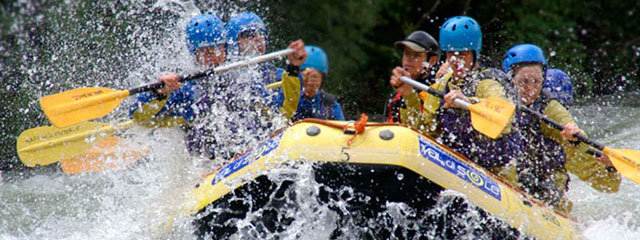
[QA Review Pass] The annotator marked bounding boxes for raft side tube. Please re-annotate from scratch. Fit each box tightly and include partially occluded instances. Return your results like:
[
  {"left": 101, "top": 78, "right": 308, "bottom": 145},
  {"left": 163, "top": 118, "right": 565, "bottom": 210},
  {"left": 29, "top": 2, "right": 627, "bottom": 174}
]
[{"left": 187, "top": 120, "right": 580, "bottom": 240}]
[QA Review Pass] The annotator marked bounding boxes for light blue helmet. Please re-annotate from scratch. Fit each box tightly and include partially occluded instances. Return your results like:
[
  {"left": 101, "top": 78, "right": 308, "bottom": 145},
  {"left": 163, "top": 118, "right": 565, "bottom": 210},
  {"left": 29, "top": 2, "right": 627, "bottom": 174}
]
[
  {"left": 439, "top": 16, "right": 482, "bottom": 57},
  {"left": 544, "top": 68, "right": 573, "bottom": 104},
  {"left": 185, "top": 14, "right": 225, "bottom": 54},
  {"left": 225, "top": 12, "right": 268, "bottom": 45},
  {"left": 300, "top": 46, "right": 329, "bottom": 75},
  {"left": 502, "top": 44, "right": 547, "bottom": 73}
]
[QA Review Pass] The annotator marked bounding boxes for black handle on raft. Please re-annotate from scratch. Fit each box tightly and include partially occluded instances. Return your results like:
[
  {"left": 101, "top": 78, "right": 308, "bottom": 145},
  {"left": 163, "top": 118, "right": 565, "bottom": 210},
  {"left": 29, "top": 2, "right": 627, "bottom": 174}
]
[
  {"left": 519, "top": 105, "right": 605, "bottom": 151},
  {"left": 127, "top": 69, "right": 215, "bottom": 95}
]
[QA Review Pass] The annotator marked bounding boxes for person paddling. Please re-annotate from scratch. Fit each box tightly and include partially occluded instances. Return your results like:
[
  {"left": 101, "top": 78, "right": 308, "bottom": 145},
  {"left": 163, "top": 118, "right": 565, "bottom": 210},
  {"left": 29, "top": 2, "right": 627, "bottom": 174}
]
[
  {"left": 225, "top": 12, "right": 282, "bottom": 86},
  {"left": 286, "top": 45, "right": 345, "bottom": 121},
  {"left": 384, "top": 31, "right": 440, "bottom": 123},
  {"left": 502, "top": 45, "right": 621, "bottom": 213},
  {"left": 390, "top": 16, "right": 520, "bottom": 186},
  {"left": 129, "top": 13, "right": 306, "bottom": 160}
]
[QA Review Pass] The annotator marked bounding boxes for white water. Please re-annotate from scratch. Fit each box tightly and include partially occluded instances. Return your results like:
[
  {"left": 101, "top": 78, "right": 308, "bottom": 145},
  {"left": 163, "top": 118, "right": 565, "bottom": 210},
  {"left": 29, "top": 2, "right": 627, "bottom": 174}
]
[
  {"left": 1, "top": 128, "right": 201, "bottom": 239},
  {"left": 2, "top": 101, "right": 639, "bottom": 239},
  {"left": 569, "top": 102, "right": 640, "bottom": 240}
]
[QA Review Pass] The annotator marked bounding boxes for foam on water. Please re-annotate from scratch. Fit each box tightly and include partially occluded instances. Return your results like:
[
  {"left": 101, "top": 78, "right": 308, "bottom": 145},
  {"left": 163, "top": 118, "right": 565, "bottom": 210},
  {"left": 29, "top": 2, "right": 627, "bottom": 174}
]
[
  {"left": 1, "top": 127, "right": 205, "bottom": 239},
  {"left": 570, "top": 102, "right": 640, "bottom": 239}
]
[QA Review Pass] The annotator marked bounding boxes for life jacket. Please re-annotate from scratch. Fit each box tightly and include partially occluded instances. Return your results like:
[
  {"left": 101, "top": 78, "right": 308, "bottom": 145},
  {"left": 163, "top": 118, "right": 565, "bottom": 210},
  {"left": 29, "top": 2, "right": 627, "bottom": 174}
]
[
  {"left": 436, "top": 68, "right": 518, "bottom": 168},
  {"left": 186, "top": 69, "right": 279, "bottom": 160},
  {"left": 385, "top": 92, "right": 405, "bottom": 123},
  {"left": 513, "top": 89, "right": 568, "bottom": 182},
  {"left": 384, "top": 75, "right": 433, "bottom": 123},
  {"left": 291, "top": 90, "right": 337, "bottom": 121},
  {"left": 512, "top": 89, "right": 570, "bottom": 206}
]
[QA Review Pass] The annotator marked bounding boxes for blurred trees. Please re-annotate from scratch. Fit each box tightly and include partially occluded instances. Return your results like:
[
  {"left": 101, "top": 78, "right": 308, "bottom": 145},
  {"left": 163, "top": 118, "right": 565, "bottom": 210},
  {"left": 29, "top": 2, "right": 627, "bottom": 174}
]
[{"left": 254, "top": 0, "right": 640, "bottom": 117}]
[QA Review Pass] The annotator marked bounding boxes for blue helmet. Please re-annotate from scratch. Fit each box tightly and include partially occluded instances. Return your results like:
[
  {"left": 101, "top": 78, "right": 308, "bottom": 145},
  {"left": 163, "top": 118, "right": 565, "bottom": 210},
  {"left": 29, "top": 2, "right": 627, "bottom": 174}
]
[
  {"left": 502, "top": 44, "right": 547, "bottom": 73},
  {"left": 300, "top": 46, "right": 329, "bottom": 75},
  {"left": 225, "top": 12, "right": 268, "bottom": 45},
  {"left": 544, "top": 68, "right": 573, "bottom": 104},
  {"left": 185, "top": 14, "right": 225, "bottom": 54},
  {"left": 439, "top": 16, "right": 482, "bottom": 57}
]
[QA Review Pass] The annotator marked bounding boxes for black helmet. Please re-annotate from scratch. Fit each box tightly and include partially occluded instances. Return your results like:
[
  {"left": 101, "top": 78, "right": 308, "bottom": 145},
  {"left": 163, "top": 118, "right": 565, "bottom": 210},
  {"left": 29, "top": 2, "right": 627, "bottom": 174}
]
[{"left": 394, "top": 30, "right": 440, "bottom": 58}]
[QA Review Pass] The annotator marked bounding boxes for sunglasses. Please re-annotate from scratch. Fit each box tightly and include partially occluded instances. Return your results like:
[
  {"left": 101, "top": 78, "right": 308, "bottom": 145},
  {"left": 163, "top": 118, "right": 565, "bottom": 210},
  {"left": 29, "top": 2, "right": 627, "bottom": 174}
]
[{"left": 238, "top": 30, "right": 264, "bottom": 39}]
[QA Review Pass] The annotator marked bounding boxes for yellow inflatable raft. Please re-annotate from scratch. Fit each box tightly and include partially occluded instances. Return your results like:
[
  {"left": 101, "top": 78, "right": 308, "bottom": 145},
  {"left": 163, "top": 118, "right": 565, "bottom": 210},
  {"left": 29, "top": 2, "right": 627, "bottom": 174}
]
[{"left": 185, "top": 120, "right": 580, "bottom": 239}]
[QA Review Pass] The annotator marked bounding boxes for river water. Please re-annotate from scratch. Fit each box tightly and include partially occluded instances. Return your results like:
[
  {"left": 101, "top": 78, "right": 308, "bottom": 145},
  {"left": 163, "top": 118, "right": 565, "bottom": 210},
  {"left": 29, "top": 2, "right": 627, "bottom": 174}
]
[
  {"left": 567, "top": 96, "right": 640, "bottom": 239},
  {"left": 1, "top": 99, "right": 639, "bottom": 240},
  {"left": 1, "top": 1, "right": 639, "bottom": 239}
]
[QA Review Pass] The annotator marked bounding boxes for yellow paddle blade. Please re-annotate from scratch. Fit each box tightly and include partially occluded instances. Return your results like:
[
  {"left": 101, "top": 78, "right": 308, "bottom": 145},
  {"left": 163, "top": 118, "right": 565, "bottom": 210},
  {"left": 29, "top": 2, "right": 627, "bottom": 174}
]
[
  {"left": 468, "top": 97, "right": 516, "bottom": 139},
  {"left": 16, "top": 120, "right": 134, "bottom": 167},
  {"left": 603, "top": 147, "right": 640, "bottom": 185},
  {"left": 40, "top": 87, "right": 130, "bottom": 128},
  {"left": 17, "top": 122, "right": 114, "bottom": 167},
  {"left": 60, "top": 136, "right": 148, "bottom": 174}
]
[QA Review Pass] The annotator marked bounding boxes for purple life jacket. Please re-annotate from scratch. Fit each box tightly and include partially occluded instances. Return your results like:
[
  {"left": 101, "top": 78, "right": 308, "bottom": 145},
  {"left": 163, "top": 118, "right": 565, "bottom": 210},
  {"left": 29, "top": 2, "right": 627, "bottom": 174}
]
[
  {"left": 512, "top": 90, "right": 567, "bottom": 178},
  {"left": 436, "top": 68, "right": 520, "bottom": 168}
]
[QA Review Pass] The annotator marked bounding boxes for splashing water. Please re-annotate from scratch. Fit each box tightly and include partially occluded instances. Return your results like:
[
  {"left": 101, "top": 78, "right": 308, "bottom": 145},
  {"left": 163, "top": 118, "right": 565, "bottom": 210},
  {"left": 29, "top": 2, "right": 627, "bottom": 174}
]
[
  {"left": 195, "top": 161, "right": 526, "bottom": 239},
  {"left": 569, "top": 97, "right": 640, "bottom": 239}
]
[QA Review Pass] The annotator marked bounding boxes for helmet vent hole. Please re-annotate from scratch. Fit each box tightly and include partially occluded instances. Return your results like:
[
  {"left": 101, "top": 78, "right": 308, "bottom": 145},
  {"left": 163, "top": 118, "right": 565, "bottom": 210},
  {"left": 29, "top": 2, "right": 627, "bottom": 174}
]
[
  {"left": 206, "top": 21, "right": 210, "bottom": 26},
  {"left": 510, "top": 53, "right": 517, "bottom": 57},
  {"left": 452, "top": 24, "right": 457, "bottom": 31},
  {"left": 464, "top": 24, "right": 469, "bottom": 29},
  {"left": 194, "top": 22, "right": 198, "bottom": 26},
  {"left": 469, "top": 20, "right": 476, "bottom": 26}
]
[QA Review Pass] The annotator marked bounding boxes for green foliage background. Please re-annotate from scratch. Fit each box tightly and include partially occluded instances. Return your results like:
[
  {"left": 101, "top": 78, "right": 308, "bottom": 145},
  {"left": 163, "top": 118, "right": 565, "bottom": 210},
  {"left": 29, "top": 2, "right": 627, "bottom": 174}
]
[
  {"left": 1, "top": 0, "right": 639, "bottom": 170},
  {"left": 259, "top": 0, "right": 640, "bottom": 118}
]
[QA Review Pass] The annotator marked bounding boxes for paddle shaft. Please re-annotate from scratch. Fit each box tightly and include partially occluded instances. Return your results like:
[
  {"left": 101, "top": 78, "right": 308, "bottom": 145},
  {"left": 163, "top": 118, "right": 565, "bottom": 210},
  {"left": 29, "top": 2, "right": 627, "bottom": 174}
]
[
  {"left": 399, "top": 76, "right": 471, "bottom": 109},
  {"left": 400, "top": 76, "right": 602, "bottom": 149},
  {"left": 519, "top": 105, "right": 605, "bottom": 151},
  {"left": 128, "top": 49, "right": 295, "bottom": 95},
  {"left": 19, "top": 121, "right": 134, "bottom": 153}
]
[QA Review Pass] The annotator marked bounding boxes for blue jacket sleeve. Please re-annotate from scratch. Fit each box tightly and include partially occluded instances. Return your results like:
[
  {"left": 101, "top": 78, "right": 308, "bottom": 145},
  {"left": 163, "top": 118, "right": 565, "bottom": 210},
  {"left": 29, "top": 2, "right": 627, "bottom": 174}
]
[
  {"left": 332, "top": 101, "right": 345, "bottom": 120},
  {"left": 129, "top": 81, "right": 200, "bottom": 127}
]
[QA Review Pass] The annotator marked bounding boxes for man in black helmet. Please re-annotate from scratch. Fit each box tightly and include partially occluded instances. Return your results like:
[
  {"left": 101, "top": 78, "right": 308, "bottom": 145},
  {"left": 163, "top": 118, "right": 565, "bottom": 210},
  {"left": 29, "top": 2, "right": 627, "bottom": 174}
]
[{"left": 384, "top": 31, "right": 440, "bottom": 123}]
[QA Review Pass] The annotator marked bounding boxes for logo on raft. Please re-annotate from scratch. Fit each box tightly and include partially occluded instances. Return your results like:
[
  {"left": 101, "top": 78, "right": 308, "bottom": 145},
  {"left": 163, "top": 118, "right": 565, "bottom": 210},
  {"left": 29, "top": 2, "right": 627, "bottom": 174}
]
[
  {"left": 212, "top": 132, "right": 284, "bottom": 185},
  {"left": 418, "top": 136, "right": 502, "bottom": 201}
]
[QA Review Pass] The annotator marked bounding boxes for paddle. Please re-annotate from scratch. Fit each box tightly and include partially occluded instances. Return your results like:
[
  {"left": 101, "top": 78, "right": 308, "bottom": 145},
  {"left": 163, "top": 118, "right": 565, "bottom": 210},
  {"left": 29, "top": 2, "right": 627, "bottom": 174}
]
[
  {"left": 17, "top": 120, "right": 134, "bottom": 167},
  {"left": 520, "top": 105, "right": 640, "bottom": 185},
  {"left": 40, "top": 49, "right": 295, "bottom": 128},
  {"left": 399, "top": 76, "right": 516, "bottom": 139},
  {"left": 59, "top": 136, "right": 148, "bottom": 174}
]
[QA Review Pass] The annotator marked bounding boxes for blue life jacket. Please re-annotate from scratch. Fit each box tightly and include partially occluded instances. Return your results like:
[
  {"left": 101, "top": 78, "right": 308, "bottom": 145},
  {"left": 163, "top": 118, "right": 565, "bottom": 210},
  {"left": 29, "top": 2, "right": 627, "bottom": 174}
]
[{"left": 291, "top": 90, "right": 344, "bottom": 121}]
